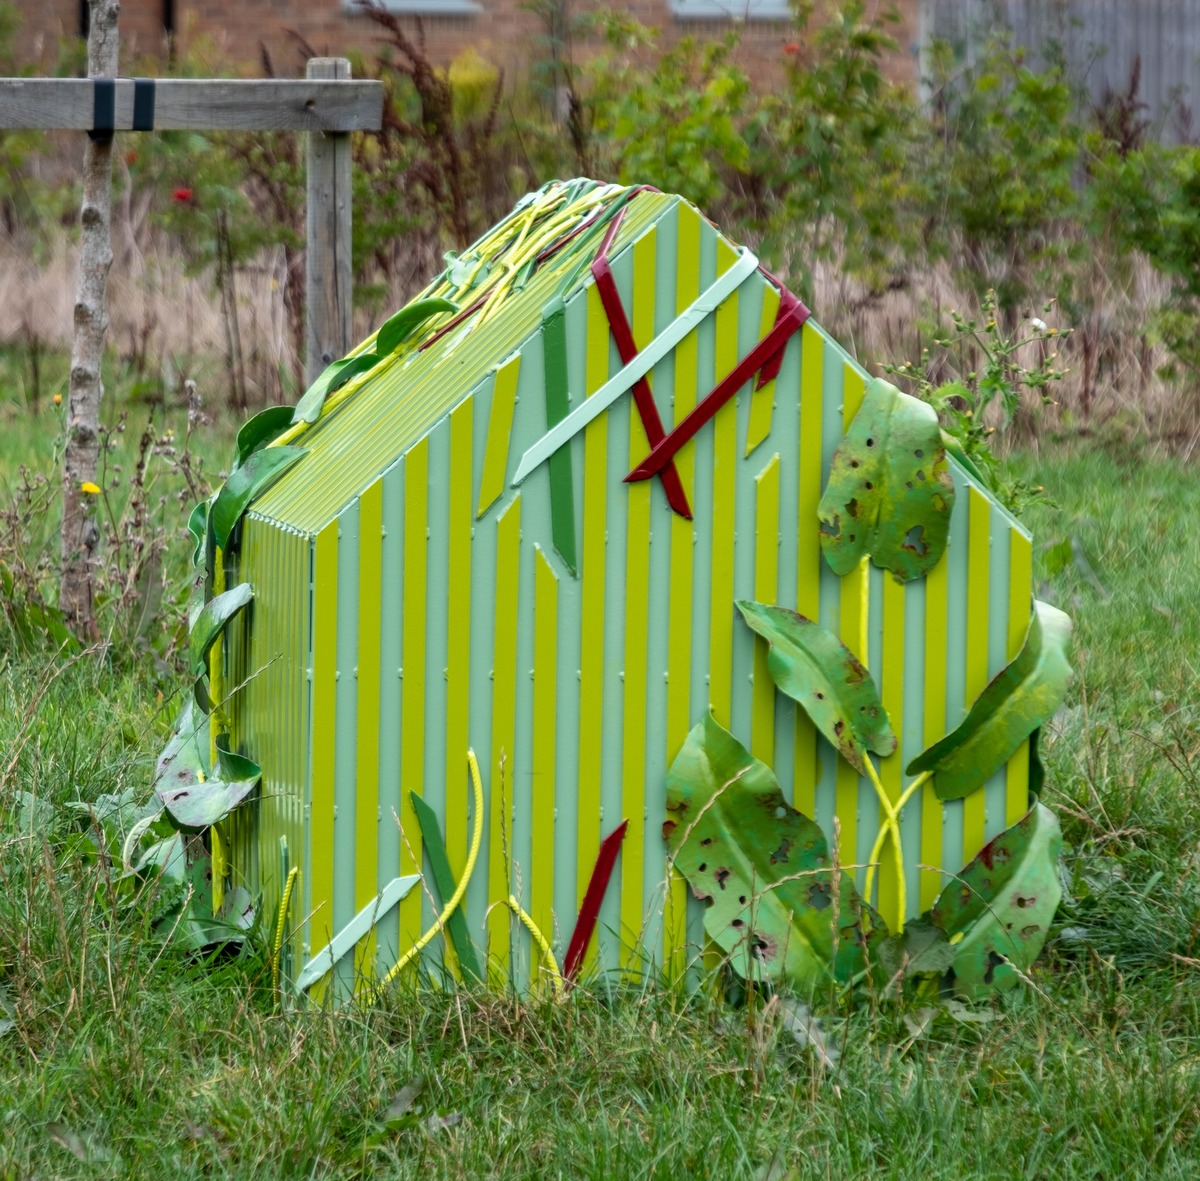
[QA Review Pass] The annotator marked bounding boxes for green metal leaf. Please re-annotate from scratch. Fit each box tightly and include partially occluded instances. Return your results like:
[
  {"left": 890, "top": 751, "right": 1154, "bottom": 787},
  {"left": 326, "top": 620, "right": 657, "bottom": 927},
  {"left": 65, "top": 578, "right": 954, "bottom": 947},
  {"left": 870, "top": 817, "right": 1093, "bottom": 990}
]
[
  {"left": 931, "top": 803, "right": 1063, "bottom": 997},
  {"left": 375, "top": 297, "right": 458, "bottom": 356},
  {"left": 409, "top": 792, "right": 484, "bottom": 983},
  {"left": 664, "top": 714, "right": 885, "bottom": 991},
  {"left": 234, "top": 405, "right": 294, "bottom": 468},
  {"left": 211, "top": 446, "right": 306, "bottom": 550},
  {"left": 158, "top": 737, "right": 261, "bottom": 831},
  {"left": 292, "top": 352, "right": 380, "bottom": 425},
  {"left": 818, "top": 378, "right": 956, "bottom": 582},
  {"left": 877, "top": 915, "right": 957, "bottom": 980},
  {"left": 189, "top": 582, "right": 253, "bottom": 677},
  {"left": 186, "top": 500, "right": 208, "bottom": 567},
  {"left": 154, "top": 696, "right": 209, "bottom": 795},
  {"left": 907, "top": 600, "right": 1072, "bottom": 801},
  {"left": 940, "top": 429, "right": 988, "bottom": 486},
  {"left": 736, "top": 600, "right": 896, "bottom": 774}
]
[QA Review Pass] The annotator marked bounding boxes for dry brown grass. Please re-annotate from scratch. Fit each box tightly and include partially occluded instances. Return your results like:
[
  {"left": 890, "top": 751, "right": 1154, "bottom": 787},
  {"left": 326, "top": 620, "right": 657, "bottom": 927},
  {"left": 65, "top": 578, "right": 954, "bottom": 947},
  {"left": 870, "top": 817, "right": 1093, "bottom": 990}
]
[{"left": 1, "top": 214, "right": 1193, "bottom": 454}]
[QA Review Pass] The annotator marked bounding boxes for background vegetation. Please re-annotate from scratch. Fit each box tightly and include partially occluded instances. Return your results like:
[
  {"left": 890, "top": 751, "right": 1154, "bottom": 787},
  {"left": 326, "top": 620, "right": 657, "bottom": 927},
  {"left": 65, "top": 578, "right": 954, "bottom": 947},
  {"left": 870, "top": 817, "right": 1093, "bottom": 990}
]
[{"left": 1, "top": 1, "right": 1199, "bottom": 1176}]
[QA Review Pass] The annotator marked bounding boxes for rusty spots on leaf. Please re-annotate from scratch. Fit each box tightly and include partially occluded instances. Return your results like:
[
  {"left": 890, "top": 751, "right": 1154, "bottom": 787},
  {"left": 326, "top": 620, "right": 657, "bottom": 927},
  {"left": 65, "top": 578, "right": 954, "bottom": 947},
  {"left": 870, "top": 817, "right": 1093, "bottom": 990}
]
[
  {"left": 807, "top": 881, "right": 832, "bottom": 911},
  {"left": 715, "top": 868, "right": 731, "bottom": 890},
  {"left": 846, "top": 497, "right": 859, "bottom": 518},
  {"left": 661, "top": 820, "right": 677, "bottom": 841},
  {"left": 1015, "top": 894, "right": 1036, "bottom": 909},
  {"left": 770, "top": 839, "right": 792, "bottom": 865},
  {"left": 820, "top": 514, "right": 841, "bottom": 538}
]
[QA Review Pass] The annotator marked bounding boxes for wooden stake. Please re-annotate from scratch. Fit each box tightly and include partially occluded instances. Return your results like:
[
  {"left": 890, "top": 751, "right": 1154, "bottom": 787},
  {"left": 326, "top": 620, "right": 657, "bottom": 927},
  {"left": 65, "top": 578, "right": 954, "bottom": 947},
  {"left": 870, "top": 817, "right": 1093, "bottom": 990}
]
[
  {"left": 60, "top": 0, "right": 119, "bottom": 638},
  {"left": 305, "top": 58, "right": 353, "bottom": 384}
]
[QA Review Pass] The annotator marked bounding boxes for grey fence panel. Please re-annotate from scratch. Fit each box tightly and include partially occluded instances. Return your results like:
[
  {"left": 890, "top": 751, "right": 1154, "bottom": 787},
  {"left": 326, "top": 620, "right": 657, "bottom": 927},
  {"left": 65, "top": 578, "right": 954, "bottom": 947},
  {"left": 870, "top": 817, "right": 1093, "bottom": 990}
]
[{"left": 920, "top": 0, "right": 1200, "bottom": 140}]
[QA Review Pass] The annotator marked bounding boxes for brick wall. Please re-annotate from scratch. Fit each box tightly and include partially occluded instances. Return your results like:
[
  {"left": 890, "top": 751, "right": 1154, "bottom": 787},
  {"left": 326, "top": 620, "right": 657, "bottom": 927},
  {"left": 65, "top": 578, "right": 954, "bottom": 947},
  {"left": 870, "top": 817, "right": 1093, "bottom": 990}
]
[{"left": 14, "top": 0, "right": 921, "bottom": 87}]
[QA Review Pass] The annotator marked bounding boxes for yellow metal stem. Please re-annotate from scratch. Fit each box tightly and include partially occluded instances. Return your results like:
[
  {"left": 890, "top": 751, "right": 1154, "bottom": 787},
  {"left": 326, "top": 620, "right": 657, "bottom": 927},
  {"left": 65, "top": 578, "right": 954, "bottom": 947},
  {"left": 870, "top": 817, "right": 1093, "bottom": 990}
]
[
  {"left": 271, "top": 866, "right": 300, "bottom": 995},
  {"left": 863, "top": 769, "right": 933, "bottom": 925},
  {"left": 861, "top": 757, "right": 910, "bottom": 930},
  {"left": 495, "top": 896, "right": 565, "bottom": 999},
  {"left": 374, "top": 749, "right": 485, "bottom": 994}
]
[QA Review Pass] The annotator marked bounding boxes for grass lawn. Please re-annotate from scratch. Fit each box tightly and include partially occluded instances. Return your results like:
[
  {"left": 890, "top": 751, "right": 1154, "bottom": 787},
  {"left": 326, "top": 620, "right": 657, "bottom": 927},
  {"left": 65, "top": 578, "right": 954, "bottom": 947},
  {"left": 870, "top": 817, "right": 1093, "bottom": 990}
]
[{"left": 1, "top": 361, "right": 1198, "bottom": 1178}]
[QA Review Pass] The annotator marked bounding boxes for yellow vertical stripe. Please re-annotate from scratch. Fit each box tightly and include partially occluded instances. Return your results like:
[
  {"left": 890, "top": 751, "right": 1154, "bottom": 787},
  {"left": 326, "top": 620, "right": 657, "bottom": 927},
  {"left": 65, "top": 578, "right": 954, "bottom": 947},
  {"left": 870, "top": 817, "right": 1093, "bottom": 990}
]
[
  {"left": 709, "top": 237, "right": 740, "bottom": 728},
  {"left": 400, "top": 441, "right": 428, "bottom": 949},
  {"left": 836, "top": 364, "right": 869, "bottom": 872},
  {"left": 751, "top": 454, "right": 781, "bottom": 762},
  {"left": 920, "top": 553, "right": 949, "bottom": 909},
  {"left": 878, "top": 576, "right": 906, "bottom": 929},
  {"left": 477, "top": 353, "right": 521, "bottom": 518},
  {"left": 577, "top": 286, "right": 608, "bottom": 975},
  {"left": 664, "top": 205, "right": 701, "bottom": 974},
  {"left": 964, "top": 486, "right": 992, "bottom": 860},
  {"left": 210, "top": 544, "right": 228, "bottom": 912},
  {"left": 794, "top": 321, "right": 823, "bottom": 818},
  {"left": 532, "top": 547, "right": 558, "bottom": 979},
  {"left": 745, "top": 285, "right": 781, "bottom": 457},
  {"left": 1006, "top": 530, "right": 1034, "bottom": 825},
  {"left": 310, "top": 521, "right": 339, "bottom": 959},
  {"left": 355, "top": 481, "right": 383, "bottom": 975},
  {"left": 621, "top": 228, "right": 655, "bottom": 957},
  {"left": 489, "top": 495, "right": 521, "bottom": 968},
  {"left": 444, "top": 400, "right": 473, "bottom": 977}
]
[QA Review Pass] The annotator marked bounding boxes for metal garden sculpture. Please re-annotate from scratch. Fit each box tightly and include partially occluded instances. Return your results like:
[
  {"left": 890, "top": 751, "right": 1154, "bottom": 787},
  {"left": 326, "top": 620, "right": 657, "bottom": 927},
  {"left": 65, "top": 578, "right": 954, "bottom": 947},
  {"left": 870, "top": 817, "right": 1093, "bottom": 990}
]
[{"left": 150, "top": 179, "right": 1072, "bottom": 1003}]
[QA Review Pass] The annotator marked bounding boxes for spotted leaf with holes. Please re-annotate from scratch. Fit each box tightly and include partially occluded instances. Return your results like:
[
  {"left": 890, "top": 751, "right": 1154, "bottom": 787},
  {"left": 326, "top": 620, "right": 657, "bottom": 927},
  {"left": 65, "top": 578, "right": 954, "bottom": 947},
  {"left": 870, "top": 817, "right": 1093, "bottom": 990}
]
[
  {"left": 930, "top": 802, "right": 1063, "bottom": 997},
  {"left": 663, "top": 714, "right": 885, "bottom": 991},
  {"left": 736, "top": 600, "right": 895, "bottom": 775},
  {"left": 818, "top": 378, "right": 955, "bottom": 582}
]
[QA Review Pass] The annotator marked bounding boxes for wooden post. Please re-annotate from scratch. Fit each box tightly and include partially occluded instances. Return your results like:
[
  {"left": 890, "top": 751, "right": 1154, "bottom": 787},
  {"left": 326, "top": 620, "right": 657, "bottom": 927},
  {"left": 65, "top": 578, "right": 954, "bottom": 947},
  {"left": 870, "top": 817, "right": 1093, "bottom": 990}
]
[
  {"left": 60, "top": 0, "right": 119, "bottom": 638},
  {"left": 305, "top": 58, "right": 353, "bottom": 385}
]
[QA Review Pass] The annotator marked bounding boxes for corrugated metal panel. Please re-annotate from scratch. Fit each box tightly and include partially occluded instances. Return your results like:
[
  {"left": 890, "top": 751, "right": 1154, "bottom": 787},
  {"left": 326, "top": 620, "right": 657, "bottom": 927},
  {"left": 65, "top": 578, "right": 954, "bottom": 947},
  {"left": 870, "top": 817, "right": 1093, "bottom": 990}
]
[
  {"left": 252, "top": 192, "right": 673, "bottom": 535},
  {"left": 227, "top": 189, "right": 1035, "bottom": 992},
  {"left": 921, "top": 0, "right": 1200, "bottom": 140},
  {"left": 222, "top": 514, "right": 310, "bottom": 978}
]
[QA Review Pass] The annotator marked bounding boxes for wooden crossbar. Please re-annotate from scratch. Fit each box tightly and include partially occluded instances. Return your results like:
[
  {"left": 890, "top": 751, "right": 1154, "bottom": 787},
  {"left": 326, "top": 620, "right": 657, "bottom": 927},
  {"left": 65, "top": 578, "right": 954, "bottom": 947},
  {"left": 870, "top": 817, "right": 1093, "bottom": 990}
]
[{"left": 0, "top": 77, "right": 384, "bottom": 132}]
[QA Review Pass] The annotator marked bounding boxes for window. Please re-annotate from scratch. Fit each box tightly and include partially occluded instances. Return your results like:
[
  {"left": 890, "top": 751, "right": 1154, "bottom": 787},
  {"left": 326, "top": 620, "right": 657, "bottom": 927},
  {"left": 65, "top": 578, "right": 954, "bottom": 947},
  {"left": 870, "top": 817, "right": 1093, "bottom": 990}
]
[{"left": 671, "top": 0, "right": 792, "bottom": 20}]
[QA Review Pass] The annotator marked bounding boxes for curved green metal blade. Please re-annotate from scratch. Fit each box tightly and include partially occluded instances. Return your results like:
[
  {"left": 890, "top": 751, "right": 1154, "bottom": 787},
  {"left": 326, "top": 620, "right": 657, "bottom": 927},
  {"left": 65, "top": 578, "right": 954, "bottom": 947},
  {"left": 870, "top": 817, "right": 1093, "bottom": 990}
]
[
  {"left": 907, "top": 600, "right": 1073, "bottom": 801},
  {"left": 736, "top": 599, "right": 896, "bottom": 774},
  {"left": 189, "top": 582, "right": 253, "bottom": 677},
  {"left": 235, "top": 405, "right": 295, "bottom": 469},
  {"left": 931, "top": 802, "right": 1063, "bottom": 997},
  {"left": 375, "top": 297, "right": 459, "bottom": 356},
  {"left": 211, "top": 446, "right": 306, "bottom": 550},
  {"left": 292, "top": 353, "right": 379, "bottom": 425}
]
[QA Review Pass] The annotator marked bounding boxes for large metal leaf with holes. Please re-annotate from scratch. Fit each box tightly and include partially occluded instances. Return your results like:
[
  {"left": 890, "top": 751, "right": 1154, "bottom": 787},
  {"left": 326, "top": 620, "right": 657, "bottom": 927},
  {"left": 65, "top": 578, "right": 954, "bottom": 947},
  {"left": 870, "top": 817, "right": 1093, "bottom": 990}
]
[
  {"left": 663, "top": 714, "right": 885, "bottom": 991},
  {"left": 157, "top": 737, "right": 261, "bottom": 831},
  {"left": 931, "top": 803, "right": 1063, "bottom": 997},
  {"left": 153, "top": 696, "right": 209, "bottom": 796},
  {"left": 907, "top": 601, "right": 1072, "bottom": 801},
  {"left": 818, "top": 378, "right": 955, "bottom": 582},
  {"left": 736, "top": 600, "right": 895, "bottom": 774}
]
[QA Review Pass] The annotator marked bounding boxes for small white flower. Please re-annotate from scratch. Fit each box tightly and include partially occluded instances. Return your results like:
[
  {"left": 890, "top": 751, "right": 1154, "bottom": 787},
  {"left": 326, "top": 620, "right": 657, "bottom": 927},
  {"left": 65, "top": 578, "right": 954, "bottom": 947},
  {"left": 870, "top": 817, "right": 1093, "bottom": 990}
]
[{"left": 1030, "top": 317, "right": 1048, "bottom": 332}]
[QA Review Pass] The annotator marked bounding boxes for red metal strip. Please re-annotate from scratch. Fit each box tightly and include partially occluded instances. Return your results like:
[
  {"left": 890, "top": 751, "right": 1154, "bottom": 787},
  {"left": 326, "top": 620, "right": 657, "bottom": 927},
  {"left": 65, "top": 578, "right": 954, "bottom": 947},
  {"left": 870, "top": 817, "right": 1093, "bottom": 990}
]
[
  {"left": 754, "top": 268, "right": 804, "bottom": 391},
  {"left": 626, "top": 298, "right": 810, "bottom": 483},
  {"left": 564, "top": 819, "right": 629, "bottom": 981},
  {"left": 591, "top": 215, "right": 693, "bottom": 519}
]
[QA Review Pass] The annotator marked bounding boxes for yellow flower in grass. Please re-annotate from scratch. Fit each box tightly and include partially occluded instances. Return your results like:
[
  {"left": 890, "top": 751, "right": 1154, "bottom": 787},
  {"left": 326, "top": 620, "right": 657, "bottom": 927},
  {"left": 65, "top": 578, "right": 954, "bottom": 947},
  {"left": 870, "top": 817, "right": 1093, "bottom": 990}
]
[{"left": 80, "top": 481, "right": 101, "bottom": 494}]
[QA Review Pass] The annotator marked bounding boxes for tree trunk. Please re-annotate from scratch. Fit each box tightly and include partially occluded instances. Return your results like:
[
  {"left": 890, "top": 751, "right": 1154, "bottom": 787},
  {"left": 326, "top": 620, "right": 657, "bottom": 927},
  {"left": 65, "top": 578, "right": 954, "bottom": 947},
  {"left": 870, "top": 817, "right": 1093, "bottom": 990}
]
[{"left": 60, "top": 0, "right": 120, "bottom": 639}]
